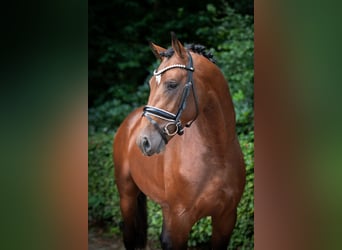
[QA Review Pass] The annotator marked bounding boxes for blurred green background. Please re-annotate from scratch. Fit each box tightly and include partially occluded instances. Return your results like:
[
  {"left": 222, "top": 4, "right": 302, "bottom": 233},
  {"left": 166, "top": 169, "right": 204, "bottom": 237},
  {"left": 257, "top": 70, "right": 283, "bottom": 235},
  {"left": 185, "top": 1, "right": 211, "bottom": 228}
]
[{"left": 89, "top": 0, "right": 254, "bottom": 249}]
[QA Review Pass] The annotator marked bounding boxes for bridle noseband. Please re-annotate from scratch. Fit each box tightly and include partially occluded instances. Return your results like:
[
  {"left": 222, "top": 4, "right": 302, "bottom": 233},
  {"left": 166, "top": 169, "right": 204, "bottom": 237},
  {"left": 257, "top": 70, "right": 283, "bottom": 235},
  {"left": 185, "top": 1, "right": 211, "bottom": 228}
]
[{"left": 142, "top": 52, "right": 199, "bottom": 144}]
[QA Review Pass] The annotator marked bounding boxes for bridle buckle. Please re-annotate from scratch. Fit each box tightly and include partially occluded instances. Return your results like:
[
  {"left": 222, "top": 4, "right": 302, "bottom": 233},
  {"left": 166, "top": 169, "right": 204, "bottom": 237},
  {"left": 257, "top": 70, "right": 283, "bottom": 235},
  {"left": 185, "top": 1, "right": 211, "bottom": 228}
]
[{"left": 164, "top": 122, "right": 180, "bottom": 136}]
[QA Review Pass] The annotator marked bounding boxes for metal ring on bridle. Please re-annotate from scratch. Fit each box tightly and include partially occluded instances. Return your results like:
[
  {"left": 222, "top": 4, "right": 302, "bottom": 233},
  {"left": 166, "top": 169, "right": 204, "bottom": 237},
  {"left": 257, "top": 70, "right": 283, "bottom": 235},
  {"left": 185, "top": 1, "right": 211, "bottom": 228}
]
[{"left": 164, "top": 122, "right": 179, "bottom": 136}]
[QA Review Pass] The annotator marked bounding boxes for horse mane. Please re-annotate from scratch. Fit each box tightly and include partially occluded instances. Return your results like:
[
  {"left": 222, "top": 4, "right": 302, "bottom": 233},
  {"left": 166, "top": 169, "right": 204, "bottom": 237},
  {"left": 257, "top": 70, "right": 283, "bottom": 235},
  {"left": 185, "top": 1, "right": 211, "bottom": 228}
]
[{"left": 159, "top": 44, "right": 216, "bottom": 64}]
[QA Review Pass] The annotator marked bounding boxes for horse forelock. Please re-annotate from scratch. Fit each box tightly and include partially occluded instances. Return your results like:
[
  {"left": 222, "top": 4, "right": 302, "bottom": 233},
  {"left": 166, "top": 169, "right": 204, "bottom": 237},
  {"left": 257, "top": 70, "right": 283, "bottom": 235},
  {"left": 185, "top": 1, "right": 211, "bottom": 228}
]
[{"left": 159, "top": 44, "right": 216, "bottom": 64}]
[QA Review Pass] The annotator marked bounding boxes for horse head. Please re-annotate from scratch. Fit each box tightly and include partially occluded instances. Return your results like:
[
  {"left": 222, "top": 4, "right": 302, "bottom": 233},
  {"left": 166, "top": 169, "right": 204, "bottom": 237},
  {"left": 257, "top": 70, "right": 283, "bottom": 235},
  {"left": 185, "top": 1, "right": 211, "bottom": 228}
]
[{"left": 136, "top": 33, "right": 200, "bottom": 156}]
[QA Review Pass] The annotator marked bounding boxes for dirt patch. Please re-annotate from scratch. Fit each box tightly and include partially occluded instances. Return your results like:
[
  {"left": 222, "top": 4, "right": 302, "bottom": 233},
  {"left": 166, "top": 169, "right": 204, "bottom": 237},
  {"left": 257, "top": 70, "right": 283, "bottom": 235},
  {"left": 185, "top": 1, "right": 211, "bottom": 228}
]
[
  {"left": 88, "top": 227, "right": 211, "bottom": 250},
  {"left": 88, "top": 228, "right": 156, "bottom": 250},
  {"left": 88, "top": 230, "right": 124, "bottom": 250}
]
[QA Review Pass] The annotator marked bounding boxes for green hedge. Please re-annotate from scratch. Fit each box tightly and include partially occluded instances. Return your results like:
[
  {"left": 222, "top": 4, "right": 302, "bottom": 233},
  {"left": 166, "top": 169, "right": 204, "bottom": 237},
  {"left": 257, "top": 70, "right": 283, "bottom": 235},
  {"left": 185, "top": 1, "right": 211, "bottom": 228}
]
[
  {"left": 89, "top": 3, "right": 254, "bottom": 249},
  {"left": 88, "top": 133, "right": 120, "bottom": 230}
]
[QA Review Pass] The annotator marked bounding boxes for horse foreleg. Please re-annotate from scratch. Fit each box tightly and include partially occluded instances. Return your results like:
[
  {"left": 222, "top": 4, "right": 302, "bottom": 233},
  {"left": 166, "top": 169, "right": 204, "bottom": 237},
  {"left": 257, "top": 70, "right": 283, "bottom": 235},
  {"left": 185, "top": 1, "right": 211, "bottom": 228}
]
[
  {"left": 160, "top": 208, "right": 193, "bottom": 250},
  {"left": 211, "top": 208, "right": 237, "bottom": 250},
  {"left": 118, "top": 180, "right": 147, "bottom": 250}
]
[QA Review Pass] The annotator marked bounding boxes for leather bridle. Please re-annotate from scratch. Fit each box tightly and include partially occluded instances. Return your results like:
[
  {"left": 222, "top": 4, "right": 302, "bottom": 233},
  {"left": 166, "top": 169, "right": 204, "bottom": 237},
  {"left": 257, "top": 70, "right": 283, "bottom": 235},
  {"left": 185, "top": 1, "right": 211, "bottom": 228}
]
[{"left": 142, "top": 51, "right": 199, "bottom": 144}]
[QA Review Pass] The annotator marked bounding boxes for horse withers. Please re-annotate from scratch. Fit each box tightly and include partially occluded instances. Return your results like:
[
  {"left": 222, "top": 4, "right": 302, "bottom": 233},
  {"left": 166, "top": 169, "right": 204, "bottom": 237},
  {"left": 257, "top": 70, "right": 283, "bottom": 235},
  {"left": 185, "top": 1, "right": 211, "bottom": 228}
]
[{"left": 113, "top": 33, "right": 245, "bottom": 250}]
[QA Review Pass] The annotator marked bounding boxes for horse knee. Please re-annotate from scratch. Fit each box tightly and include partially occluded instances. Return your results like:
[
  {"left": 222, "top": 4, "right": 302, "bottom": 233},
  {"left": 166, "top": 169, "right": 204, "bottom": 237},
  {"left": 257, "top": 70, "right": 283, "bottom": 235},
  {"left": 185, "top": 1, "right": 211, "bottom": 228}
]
[
  {"left": 160, "top": 236, "right": 187, "bottom": 250},
  {"left": 160, "top": 238, "right": 171, "bottom": 250},
  {"left": 159, "top": 224, "right": 189, "bottom": 250},
  {"left": 211, "top": 210, "right": 237, "bottom": 250},
  {"left": 160, "top": 226, "right": 172, "bottom": 250}
]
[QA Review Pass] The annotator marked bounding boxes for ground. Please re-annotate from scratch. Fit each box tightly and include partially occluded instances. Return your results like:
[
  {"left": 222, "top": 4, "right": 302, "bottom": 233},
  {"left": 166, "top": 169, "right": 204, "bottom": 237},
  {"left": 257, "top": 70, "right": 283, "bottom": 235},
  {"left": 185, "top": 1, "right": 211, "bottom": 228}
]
[
  {"left": 88, "top": 227, "right": 211, "bottom": 250},
  {"left": 88, "top": 229, "right": 124, "bottom": 250},
  {"left": 88, "top": 227, "right": 156, "bottom": 250}
]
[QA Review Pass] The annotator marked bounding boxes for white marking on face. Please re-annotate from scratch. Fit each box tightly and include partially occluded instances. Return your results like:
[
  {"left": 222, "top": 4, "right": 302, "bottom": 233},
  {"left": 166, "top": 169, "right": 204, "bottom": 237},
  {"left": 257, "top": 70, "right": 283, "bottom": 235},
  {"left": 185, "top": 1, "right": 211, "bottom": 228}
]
[{"left": 156, "top": 74, "right": 161, "bottom": 85}]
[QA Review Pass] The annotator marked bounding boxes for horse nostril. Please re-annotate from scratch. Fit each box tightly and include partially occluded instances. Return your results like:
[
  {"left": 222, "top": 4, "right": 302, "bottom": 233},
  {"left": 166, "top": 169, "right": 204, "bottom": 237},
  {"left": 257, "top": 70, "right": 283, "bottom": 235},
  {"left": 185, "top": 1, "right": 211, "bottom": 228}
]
[
  {"left": 142, "top": 137, "right": 151, "bottom": 152},
  {"left": 137, "top": 135, "right": 154, "bottom": 156}
]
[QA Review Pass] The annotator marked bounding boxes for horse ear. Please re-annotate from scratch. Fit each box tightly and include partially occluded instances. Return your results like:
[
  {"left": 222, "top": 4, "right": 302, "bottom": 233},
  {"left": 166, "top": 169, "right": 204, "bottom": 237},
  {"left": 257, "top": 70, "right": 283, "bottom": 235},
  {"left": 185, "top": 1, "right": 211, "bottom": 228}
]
[
  {"left": 150, "top": 42, "right": 166, "bottom": 61},
  {"left": 171, "top": 32, "right": 186, "bottom": 59}
]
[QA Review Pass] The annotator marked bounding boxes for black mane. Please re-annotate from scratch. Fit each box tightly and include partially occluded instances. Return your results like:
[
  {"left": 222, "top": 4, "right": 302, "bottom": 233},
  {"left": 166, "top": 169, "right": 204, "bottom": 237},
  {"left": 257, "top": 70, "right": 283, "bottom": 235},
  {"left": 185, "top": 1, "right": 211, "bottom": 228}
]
[{"left": 159, "top": 44, "right": 216, "bottom": 64}]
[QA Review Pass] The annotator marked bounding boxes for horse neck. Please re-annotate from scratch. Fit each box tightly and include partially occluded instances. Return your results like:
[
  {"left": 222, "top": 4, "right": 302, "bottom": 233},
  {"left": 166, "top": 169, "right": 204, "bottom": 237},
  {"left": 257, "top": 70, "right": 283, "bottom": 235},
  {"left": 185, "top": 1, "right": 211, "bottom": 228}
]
[{"left": 194, "top": 70, "right": 237, "bottom": 145}]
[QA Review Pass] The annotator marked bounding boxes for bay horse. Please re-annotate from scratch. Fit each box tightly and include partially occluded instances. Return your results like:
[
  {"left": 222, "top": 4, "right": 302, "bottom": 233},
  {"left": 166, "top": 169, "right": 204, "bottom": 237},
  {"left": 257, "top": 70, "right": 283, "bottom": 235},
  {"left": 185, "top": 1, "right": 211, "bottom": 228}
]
[{"left": 113, "top": 33, "right": 245, "bottom": 250}]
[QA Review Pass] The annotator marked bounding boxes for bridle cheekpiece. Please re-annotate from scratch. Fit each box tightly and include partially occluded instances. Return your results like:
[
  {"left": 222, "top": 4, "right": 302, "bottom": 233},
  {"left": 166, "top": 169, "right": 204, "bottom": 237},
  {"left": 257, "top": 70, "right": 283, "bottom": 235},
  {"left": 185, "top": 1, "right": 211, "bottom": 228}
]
[{"left": 142, "top": 51, "right": 199, "bottom": 144}]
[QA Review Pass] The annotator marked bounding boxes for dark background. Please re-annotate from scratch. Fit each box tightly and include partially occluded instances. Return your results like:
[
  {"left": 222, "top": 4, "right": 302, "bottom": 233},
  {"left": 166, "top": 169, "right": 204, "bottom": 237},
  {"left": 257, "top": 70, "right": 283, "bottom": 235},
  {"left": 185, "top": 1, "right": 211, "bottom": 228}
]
[{"left": 89, "top": 0, "right": 253, "bottom": 107}]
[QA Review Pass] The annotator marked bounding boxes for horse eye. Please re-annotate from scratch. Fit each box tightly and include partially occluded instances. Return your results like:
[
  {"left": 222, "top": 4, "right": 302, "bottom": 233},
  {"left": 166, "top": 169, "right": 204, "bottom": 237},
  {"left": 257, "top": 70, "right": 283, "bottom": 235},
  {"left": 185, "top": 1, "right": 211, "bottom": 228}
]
[{"left": 166, "top": 82, "right": 178, "bottom": 90}]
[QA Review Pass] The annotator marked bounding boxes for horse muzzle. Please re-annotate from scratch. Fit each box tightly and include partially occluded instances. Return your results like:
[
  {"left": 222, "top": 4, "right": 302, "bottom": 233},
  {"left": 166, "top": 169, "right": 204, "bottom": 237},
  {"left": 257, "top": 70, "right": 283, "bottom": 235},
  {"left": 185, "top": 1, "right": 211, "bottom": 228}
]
[{"left": 136, "top": 128, "right": 166, "bottom": 156}]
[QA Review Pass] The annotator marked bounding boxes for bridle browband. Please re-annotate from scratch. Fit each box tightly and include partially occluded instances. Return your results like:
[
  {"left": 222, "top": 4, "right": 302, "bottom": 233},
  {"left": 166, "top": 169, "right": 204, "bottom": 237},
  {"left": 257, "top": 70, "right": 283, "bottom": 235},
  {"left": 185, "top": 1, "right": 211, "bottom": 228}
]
[{"left": 142, "top": 51, "right": 199, "bottom": 144}]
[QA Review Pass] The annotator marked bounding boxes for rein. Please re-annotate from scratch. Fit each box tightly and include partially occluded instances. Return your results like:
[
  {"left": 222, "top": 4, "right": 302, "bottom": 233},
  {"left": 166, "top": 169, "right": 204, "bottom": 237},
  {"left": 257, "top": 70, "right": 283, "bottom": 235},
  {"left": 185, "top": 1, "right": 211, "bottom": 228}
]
[{"left": 142, "top": 52, "right": 199, "bottom": 144}]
